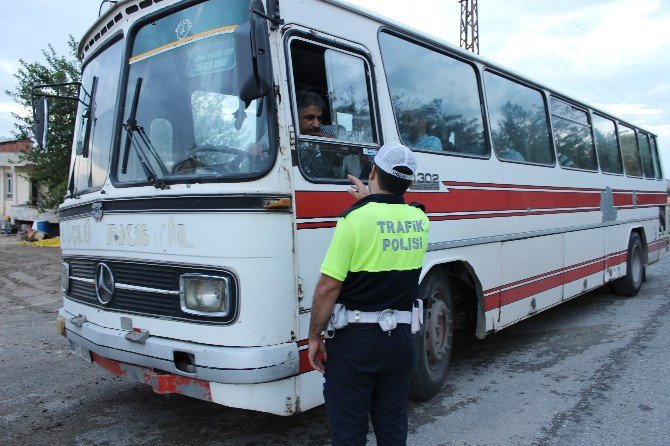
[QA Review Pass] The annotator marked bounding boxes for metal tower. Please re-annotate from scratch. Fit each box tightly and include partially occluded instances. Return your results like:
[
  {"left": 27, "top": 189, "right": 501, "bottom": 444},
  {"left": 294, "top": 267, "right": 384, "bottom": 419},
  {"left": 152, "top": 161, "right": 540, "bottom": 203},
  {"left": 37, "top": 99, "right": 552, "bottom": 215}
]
[{"left": 459, "top": 0, "right": 479, "bottom": 54}]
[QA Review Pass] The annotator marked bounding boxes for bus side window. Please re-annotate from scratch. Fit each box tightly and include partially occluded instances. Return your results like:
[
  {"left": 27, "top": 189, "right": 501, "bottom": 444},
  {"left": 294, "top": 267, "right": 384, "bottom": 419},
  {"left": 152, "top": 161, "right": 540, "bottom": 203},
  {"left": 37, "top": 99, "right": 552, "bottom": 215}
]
[
  {"left": 637, "top": 131, "right": 655, "bottom": 179},
  {"left": 649, "top": 136, "right": 663, "bottom": 179},
  {"left": 290, "top": 39, "right": 377, "bottom": 182},
  {"left": 618, "top": 124, "right": 643, "bottom": 177},
  {"left": 592, "top": 113, "right": 623, "bottom": 175},
  {"left": 484, "top": 71, "right": 554, "bottom": 165},
  {"left": 378, "top": 32, "right": 487, "bottom": 157},
  {"left": 550, "top": 97, "right": 597, "bottom": 171}
]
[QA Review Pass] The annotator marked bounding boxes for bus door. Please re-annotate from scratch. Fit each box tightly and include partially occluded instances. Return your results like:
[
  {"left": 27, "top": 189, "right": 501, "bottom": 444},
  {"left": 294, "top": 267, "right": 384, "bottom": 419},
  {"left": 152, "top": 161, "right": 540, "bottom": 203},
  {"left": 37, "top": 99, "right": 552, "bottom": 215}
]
[{"left": 284, "top": 32, "right": 381, "bottom": 313}]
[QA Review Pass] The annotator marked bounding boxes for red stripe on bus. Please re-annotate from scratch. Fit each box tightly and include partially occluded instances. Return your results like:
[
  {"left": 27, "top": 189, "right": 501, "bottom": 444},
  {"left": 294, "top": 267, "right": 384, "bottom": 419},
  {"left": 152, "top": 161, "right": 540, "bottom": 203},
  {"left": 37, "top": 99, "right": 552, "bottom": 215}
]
[
  {"left": 484, "top": 254, "right": 611, "bottom": 296},
  {"left": 429, "top": 207, "right": 601, "bottom": 221},
  {"left": 297, "top": 207, "right": 603, "bottom": 227},
  {"left": 498, "top": 273, "right": 564, "bottom": 308},
  {"left": 562, "top": 260, "right": 607, "bottom": 284},
  {"left": 297, "top": 221, "right": 337, "bottom": 230},
  {"left": 295, "top": 186, "right": 665, "bottom": 221},
  {"left": 296, "top": 202, "right": 658, "bottom": 226},
  {"left": 483, "top": 250, "right": 627, "bottom": 311},
  {"left": 649, "top": 238, "right": 669, "bottom": 253},
  {"left": 613, "top": 188, "right": 667, "bottom": 195},
  {"left": 612, "top": 193, "right": 632, "bottom": 206},
  {"left": 295, "top": 189, "right": 602, "bottom": 219},
  {"left": 441, "top": 181, "right": 603, "bottom": 192},
  {"left": 489, "top": 259, "right": 624, "bottom": 311}
]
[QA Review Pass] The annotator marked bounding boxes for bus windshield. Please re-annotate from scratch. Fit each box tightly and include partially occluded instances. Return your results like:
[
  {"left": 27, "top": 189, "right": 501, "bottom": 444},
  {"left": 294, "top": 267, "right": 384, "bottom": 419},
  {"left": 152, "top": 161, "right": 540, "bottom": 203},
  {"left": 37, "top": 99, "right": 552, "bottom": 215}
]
[{"left": 116, "top": 0, "right": 272, "bottom": 185}]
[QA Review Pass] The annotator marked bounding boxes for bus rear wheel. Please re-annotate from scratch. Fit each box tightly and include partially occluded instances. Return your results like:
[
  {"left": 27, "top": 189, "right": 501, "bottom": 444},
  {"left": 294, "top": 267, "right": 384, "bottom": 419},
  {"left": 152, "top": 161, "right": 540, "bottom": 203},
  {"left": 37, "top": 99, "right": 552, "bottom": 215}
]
[
  {"left": 612, "top": 232, "right": 644, "bottom": 297},
  {"left": 409, "top": 270, "right": 453, "bottom": 401}
]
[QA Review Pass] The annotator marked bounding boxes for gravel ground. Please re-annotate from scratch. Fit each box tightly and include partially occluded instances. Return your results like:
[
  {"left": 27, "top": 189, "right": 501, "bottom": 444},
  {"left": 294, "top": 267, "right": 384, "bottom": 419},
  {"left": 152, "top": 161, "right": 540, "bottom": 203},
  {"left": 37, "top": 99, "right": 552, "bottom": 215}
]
[{"left": 1, "top": 237, "right": 669, "bottom": 445}]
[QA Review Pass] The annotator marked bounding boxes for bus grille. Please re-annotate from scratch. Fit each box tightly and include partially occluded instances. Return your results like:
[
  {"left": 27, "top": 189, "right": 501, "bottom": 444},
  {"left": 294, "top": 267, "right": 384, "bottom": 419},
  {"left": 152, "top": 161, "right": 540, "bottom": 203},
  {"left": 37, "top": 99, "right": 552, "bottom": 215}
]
[{"left": 63, "top": 257, "right": 237, "bottom": 324}]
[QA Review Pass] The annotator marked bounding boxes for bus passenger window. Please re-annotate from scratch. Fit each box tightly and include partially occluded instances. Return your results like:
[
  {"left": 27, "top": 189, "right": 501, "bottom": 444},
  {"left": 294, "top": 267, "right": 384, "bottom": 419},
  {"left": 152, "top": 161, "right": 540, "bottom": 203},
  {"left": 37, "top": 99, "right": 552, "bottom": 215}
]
[
  {"left": 637, "top": 132, "right": 655, "bottom": 179},
  {"left": 550, "top": 97, "right": 596, "bottom": 170},
  {"left": 484, "top": 72, "right": 553, "bottom": 165},
  {"left": 290, "top": 39, "right": 377, "bottom": 182},
  {"left": 379, "top": 32, "right": 487, "bottom": 157},
  {"left": 618, "top": 124, "right": 643, "bottom": 177},
  {"left": 649, "top": 136, "right": 663, "bottom": 179},
  {"left": 592, "top": 114, "right": 623, "bottom": 174}
]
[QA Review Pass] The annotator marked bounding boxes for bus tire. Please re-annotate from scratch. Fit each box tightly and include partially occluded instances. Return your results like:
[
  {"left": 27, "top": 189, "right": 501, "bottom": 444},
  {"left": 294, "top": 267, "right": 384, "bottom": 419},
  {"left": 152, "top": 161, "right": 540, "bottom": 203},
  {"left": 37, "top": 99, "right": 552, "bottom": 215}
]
[
  {"left": 612, "top": 232, "right": 644, "bottom": 297},
  {"left": 409, "top": 270, "right": 453, "bottom": 401}
]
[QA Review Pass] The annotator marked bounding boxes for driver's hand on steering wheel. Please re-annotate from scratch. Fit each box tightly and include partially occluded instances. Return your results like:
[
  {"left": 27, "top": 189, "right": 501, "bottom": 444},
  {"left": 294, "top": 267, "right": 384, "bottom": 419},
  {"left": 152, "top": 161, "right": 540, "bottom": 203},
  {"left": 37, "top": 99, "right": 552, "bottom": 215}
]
[{"left": 248, "top": 143, "right": 269, "bottom": 160}]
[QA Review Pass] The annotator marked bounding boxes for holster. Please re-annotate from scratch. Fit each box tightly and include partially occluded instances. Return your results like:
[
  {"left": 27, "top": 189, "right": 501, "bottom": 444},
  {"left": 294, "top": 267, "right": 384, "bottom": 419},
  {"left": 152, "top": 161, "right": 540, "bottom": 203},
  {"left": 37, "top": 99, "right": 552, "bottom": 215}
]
[
  {"left": 325, "top": 303, "right": 348, "bottom": 338},
  {"left": 411, "top": 299, "right": 424, "bottom": 334}
]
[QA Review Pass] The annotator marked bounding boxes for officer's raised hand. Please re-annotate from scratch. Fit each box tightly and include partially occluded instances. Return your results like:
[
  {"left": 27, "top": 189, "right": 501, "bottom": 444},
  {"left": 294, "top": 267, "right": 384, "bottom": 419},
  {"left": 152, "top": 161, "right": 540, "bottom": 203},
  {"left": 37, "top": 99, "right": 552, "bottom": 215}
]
[{"left": 347, "top": 174, "right": 370, "bottom": 201}]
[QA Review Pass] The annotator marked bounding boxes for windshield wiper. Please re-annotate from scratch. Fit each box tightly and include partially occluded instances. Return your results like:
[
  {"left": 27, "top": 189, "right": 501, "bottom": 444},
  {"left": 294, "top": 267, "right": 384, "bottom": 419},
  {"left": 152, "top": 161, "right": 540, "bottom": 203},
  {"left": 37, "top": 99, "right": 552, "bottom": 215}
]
[{"left": 121, "top": 77, "right": 169, "bottom": 189}]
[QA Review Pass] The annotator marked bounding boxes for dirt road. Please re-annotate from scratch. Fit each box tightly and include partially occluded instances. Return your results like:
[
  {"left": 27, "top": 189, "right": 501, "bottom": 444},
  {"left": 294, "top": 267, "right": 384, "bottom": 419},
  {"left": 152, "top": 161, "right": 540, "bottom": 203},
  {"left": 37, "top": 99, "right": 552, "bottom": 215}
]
[{"left": 1, "top": 237, "right": 669, "bottom": 445}]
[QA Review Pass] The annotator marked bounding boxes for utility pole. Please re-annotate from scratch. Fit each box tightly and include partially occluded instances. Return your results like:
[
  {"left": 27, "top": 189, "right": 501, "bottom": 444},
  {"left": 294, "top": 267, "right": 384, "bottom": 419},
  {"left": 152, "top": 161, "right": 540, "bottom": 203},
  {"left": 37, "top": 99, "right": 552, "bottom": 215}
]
[{"left": 459, "top": 0, "right": 479, "bottom": 54}]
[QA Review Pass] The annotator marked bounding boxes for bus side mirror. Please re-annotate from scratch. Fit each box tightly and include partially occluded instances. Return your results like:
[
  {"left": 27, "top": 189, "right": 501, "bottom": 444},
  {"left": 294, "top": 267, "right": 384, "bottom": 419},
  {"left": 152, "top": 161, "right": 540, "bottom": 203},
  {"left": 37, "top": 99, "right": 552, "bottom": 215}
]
[
  {"left": 34, "top": 96, "right": 48, "bottom": 150},
  {"left": 235, "top": 19, "right": 272, "bottom": 106}
]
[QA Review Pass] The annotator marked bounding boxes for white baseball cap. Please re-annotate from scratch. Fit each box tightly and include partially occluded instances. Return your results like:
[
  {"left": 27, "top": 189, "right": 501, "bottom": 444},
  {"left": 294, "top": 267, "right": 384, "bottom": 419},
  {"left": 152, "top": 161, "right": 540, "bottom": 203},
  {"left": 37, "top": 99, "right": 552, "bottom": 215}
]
[{"left": 373, "top": 141, "right": 417, "bottom": 181}]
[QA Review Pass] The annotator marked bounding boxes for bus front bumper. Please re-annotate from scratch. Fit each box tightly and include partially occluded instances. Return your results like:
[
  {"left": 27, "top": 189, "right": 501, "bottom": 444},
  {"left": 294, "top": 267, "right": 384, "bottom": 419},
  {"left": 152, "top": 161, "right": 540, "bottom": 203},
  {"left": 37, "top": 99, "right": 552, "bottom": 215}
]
[{"left": 58, "top": 308, "right": 299, "bottom": 385}]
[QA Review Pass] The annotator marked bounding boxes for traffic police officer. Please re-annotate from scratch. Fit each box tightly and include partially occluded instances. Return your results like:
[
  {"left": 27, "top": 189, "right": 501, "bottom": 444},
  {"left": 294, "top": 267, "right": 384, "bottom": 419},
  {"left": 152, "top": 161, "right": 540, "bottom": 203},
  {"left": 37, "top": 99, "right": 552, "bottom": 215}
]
[{"left": 308, "top": 142, "right": 429, "bottom": 445}]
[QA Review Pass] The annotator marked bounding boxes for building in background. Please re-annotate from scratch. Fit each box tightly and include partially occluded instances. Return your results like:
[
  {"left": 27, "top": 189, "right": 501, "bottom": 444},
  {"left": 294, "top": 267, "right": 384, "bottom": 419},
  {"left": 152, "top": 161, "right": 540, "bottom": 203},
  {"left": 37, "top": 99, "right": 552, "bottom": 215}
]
[{"left": 0, "top": 139, "right": 57, "bottom": 226}]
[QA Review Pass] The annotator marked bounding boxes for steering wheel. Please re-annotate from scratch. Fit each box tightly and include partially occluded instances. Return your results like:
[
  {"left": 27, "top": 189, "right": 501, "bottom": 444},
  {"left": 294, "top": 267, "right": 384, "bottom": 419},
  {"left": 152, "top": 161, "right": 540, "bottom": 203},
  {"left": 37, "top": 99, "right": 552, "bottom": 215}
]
[{"left": 172, "top": 144, "right": 248, "bottom": 175}]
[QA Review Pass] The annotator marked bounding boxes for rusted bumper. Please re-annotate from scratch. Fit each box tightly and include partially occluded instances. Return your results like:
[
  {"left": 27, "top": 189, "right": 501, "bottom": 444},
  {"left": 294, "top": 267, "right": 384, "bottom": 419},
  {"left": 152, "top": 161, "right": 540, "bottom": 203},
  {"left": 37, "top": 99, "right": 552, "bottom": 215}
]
[
  {"left": 93, "top": 353, "right": 213, "bottom": 401},
  {"left": 60, "top": 308, "right": 299, "bottom": 385}
]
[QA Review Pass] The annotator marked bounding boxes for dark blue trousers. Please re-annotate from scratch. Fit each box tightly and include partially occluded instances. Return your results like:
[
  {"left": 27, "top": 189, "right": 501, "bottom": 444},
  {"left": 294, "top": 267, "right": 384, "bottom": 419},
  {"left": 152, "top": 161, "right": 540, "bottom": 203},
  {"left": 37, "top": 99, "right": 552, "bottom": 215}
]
[{"left": 323, "top": 324, "right": 416, "bottom": 446}]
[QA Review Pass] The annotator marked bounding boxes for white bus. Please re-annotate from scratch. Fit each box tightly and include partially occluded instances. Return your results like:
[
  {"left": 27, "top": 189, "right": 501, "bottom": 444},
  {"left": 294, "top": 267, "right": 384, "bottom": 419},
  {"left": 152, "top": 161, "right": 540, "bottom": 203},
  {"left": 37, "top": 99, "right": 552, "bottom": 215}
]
[{"left": 47, "top": 0, "right": 668, "bottom": 416}]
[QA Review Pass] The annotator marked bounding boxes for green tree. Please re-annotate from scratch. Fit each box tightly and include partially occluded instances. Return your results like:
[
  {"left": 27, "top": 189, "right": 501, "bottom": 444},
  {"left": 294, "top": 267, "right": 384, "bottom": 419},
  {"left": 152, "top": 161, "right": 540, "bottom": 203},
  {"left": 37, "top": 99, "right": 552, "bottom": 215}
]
[{"left": 5, "top": 36, "right": 81, "bottom": 211}]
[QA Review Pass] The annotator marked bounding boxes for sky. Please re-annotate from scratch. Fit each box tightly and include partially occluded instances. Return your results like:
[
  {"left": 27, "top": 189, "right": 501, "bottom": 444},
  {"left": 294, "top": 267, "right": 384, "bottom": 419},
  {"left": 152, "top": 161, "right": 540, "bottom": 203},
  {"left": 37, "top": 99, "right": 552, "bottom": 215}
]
[{"left": 0, "top": 0, "right": 668, "bottom": 176}]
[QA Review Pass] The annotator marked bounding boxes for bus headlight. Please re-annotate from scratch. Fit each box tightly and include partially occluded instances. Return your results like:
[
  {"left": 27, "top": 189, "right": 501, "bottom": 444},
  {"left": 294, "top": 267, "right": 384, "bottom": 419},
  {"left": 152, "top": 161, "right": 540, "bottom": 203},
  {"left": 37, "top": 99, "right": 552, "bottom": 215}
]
[{"left": 179, "top": 274, "right": 230, "bottom": 316}]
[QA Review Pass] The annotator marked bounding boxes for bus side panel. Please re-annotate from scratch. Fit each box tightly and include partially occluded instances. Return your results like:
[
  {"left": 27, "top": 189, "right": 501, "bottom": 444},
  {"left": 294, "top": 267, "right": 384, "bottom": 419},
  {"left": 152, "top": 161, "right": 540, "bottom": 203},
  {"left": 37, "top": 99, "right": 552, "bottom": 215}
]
[
  {"left": 498, "top": 234, "right": 563, "bottom": 329},
  {"left": 604, "top": 225, "right": 626, "bottom": 282},
  {"left": 295, "top": 226, "right": 334, "bottom": 313},
  {"left": 647, "top": 216, "right": 661, "bottom": 264},
  {"left": 563, "top": 228, "right": 605, "bottom": 300}
]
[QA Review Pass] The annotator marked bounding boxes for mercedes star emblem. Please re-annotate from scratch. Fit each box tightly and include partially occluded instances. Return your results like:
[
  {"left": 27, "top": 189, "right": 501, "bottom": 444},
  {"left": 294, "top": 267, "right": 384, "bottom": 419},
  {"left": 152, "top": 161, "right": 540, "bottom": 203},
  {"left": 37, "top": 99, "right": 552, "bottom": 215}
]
[{"left": 95, "top": 263, "right": 115, "bottom": 305}]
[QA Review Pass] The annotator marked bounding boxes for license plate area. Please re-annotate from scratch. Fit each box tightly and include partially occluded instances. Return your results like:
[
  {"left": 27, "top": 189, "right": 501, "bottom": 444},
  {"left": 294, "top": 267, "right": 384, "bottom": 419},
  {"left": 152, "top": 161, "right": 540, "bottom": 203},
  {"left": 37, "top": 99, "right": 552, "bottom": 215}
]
[{"left": 69, "top": 340, "right": 92, "bottom": 363}]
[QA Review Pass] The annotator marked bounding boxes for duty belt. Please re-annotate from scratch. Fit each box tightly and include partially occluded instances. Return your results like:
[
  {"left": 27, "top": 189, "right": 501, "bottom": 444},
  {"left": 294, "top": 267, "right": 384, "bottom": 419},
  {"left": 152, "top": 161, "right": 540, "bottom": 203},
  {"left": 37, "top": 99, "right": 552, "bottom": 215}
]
[
  {"left": 347, "top": 309, "right": 412, "bottom": 325},
  {"left": 325, "top": 300, "right": 423, "bottom": 337}
]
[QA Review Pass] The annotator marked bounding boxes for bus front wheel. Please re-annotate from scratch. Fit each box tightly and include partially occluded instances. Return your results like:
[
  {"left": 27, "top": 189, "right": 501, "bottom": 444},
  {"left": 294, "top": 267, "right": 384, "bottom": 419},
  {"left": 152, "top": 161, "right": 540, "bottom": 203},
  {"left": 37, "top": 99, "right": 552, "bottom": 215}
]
[
  {"left": 612, "top": 232, "right": 644, "bottom": 297},
  {"left": 409, "top": 270, "right": 453, "bottom": 401}
]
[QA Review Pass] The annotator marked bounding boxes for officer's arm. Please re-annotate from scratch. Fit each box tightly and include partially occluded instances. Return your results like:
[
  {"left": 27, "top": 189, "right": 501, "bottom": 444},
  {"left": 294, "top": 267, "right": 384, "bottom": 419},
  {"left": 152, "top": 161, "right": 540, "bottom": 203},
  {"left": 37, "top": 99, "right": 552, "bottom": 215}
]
[{"left": 307, "top": 274, "right": 342, "bottom": 373}]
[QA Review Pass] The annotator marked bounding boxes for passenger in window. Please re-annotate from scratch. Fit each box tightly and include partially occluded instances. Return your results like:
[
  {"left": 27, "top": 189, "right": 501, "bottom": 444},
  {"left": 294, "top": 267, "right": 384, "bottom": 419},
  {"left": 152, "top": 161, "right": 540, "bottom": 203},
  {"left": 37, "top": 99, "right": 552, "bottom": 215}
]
[
  {"left": 558, "top": 153, "right": 576, "bottom": 168},
  {"left": 405, "top": 109, "right": 442, "bottom": 151},
  {"left": 498, "top": 146, "right": 524, "bottom": 161}
]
